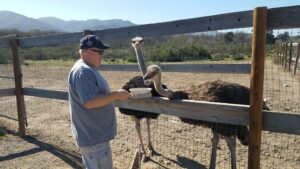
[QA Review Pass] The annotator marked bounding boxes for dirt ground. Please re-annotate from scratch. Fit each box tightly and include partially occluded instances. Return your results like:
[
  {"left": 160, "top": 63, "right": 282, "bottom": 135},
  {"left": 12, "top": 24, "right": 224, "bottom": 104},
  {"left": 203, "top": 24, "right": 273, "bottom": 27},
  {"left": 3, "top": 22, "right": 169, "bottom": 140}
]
[{"left": 0, "top": 60, "right": 299, "bottom": 169}]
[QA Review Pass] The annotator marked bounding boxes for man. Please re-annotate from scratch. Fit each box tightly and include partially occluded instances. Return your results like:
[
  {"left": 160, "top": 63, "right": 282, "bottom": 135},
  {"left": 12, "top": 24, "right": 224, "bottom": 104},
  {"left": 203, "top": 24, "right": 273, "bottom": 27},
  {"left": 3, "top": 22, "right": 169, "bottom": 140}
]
[{"left": 68, "top": 35, "right": 130, "bottom": 169}]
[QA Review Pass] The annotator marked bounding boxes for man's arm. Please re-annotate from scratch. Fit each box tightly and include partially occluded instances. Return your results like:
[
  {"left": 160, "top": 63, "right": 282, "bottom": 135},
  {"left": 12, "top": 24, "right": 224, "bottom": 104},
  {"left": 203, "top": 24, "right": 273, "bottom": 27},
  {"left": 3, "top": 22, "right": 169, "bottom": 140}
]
[{"left": 83, "top": 90, "right": 130, "bottom": 109}]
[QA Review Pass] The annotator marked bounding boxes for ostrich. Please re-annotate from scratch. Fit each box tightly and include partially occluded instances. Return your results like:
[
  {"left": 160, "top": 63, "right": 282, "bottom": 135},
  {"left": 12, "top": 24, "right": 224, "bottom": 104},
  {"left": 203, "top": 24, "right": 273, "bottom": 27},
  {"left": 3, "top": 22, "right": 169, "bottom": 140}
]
[
  {"left": 143, "top": 64, "right": 270, "bottom": 169},
  {"left": 118, "top": 37, "right": 167, "bottom": 160}
]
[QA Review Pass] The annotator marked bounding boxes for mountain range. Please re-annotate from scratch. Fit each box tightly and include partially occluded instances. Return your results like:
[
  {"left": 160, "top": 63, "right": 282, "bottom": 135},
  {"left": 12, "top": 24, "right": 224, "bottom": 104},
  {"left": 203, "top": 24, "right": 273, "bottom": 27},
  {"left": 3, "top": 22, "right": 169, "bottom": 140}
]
[{"left": 0, "top": 10, "right": 136, "bottom": 32}]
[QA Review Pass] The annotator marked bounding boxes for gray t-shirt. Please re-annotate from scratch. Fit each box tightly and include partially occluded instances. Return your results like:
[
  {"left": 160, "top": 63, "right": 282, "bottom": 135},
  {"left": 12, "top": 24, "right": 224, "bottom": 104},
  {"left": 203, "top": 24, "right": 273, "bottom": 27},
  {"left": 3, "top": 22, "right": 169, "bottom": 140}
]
[{"left": 68, "top": 59, "right": 116, "bottom": 147}]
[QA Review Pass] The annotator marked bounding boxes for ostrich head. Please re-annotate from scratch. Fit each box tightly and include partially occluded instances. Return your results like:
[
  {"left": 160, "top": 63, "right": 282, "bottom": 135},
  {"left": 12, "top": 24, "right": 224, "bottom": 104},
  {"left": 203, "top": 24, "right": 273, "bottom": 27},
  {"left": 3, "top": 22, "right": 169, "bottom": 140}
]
[
  {"left": 131, "top": 37, "right": 144, "bottom": 47},
  {"left": 143, "top": 65, "right": 174, "bottom": 98},
  {"left": 143, "top": 65, "right": 162, "bottom": 83}
]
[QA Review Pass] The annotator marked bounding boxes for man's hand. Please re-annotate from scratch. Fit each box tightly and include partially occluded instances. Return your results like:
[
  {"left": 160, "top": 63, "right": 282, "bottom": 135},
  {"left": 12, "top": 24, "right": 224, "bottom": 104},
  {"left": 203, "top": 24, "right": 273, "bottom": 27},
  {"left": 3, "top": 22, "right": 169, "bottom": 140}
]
[{"left": 114, "top": 89, "right": 131, "bottom": 100}]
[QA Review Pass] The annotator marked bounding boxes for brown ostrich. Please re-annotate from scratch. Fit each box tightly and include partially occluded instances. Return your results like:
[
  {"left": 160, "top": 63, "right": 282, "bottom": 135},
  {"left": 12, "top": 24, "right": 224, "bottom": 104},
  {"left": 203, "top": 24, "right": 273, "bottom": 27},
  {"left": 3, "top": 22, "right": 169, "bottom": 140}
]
[{"left": 143, "top": 64, "right": 270, "bottom": 169}]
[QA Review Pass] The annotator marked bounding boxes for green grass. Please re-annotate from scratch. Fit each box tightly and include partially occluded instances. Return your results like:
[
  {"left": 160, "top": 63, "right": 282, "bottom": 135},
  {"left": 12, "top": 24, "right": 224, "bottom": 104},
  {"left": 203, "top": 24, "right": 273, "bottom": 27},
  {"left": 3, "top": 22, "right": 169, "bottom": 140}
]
[
  {"left": 24, "top": 59, "right": 75, "bottom": 67},
  {"left": 23, "top": 59, "right": 134, "bottom": 67},
  {"left": 0, "top": 131, "right": 5, "bottom": 139}
]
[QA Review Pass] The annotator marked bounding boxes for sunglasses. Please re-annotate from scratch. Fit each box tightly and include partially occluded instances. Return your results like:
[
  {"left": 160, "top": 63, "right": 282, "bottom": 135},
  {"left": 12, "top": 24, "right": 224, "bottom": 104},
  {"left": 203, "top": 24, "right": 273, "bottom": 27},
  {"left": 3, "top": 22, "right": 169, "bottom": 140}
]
[{"left": 88, "top": 49, "right": 104, "bottom": 55}]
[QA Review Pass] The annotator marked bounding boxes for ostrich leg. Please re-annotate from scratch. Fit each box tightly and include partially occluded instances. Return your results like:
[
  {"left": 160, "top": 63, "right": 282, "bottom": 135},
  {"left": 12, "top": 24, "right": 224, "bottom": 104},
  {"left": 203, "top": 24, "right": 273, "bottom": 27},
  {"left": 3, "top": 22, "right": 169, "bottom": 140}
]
[
  {"left": 209, "top": 131, "right": 220, "bottom": 169},
  {"left": 134, "top": 118, "right": 148, "bottom": 157},
  {"left": 146, "top": 118, "right": 155, "bottom": 155},
  {"left": 225, "top": 137, "right": 237, "bottom": 169}
]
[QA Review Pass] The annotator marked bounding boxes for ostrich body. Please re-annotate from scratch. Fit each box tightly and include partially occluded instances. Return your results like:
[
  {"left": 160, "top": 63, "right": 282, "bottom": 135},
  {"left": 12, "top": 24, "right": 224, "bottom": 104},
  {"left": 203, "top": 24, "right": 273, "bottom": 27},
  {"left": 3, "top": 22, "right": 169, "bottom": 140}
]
[
  {"left": 143, "top": 64, "right": 270, "bottom": 169},
  {"left": 119, "top": 76, "right": 167, "bottom": 157},
  {"left": 118, "top": 37, "right": 166, "bottom": 160}
]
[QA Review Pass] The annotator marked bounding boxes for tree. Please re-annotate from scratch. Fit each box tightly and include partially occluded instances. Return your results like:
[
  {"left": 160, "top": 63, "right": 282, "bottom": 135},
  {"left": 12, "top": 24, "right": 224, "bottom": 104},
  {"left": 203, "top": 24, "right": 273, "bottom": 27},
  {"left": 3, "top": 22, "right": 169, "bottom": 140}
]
[
  {"left": 277, "top": 32, "right": 290, "bottom": 42},
  {"left": 224, "top": 32, "right": 234, "bottom": 43},
  {"left": 266, "top": 30, "right": 276, "bottom": 44}
]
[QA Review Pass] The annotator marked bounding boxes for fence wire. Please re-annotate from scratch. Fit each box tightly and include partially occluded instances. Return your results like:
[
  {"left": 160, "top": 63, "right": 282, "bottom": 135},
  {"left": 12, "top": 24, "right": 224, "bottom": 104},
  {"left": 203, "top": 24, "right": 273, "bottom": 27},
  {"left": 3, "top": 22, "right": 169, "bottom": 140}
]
[
  {"left": 0, "top": 61, "right": 18, "bottom": 122},
  {"left": 0, "top": 28, "right": 299, "bottom": 169},
  {"left": 263, "top": 28, "right": 300, "bottom": 169}
]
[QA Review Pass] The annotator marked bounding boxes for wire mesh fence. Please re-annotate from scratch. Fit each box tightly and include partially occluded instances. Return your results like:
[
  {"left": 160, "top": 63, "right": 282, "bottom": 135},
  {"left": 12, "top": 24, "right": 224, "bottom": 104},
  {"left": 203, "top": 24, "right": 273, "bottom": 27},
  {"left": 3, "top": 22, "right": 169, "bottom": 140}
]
[
  {"left": 0, "top": 59, "right": 18, "bottom": 122},
  {"left": 1, "top": 28, "right": 300, "bottom": 168},
  {"left": 262, "top": 28, "right": 300, "bottom": 169},
  {"left": 0, "top": 7, "right": 300, "bottom": 169}
]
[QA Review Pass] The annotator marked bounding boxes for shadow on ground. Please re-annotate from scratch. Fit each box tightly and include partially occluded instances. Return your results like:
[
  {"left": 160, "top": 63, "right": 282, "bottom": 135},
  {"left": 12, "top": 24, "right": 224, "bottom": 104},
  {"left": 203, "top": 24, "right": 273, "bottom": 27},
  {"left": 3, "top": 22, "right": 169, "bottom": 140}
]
[
  {"left": 145, "top": 150, "right": 207, "bottom": 169},
  {"left": 0, "top": 127, "right": 83, "bottom": 169}
]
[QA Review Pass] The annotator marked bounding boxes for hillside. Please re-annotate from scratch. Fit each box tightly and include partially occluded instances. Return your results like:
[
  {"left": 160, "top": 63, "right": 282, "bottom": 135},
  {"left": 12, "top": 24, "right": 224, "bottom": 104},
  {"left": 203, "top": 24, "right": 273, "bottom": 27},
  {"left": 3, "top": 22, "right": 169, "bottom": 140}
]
[
  {"left": 0, "top": 10, "right": 136, "bottom": 32},
  {"left": 0, "top": 11, "right": 58, "bottom": 31}
]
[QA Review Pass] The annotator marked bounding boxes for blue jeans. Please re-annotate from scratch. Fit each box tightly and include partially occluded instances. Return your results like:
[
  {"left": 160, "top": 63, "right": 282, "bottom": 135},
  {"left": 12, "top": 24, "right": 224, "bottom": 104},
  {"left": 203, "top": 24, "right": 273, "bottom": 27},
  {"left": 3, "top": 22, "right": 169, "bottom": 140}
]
[{"left": 79, "top": 142, "right": 113, "bottom": 169}]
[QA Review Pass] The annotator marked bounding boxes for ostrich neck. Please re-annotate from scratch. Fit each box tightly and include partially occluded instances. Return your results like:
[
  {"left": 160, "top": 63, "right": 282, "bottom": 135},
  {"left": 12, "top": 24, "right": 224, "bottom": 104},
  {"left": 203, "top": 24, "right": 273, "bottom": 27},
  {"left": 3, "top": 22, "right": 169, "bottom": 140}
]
[
  {"left": 153, "top": 78, "right": 174, "bottom": 98},
  {"left": 134, "top": 46, "right": 147, "bottom": 76}
]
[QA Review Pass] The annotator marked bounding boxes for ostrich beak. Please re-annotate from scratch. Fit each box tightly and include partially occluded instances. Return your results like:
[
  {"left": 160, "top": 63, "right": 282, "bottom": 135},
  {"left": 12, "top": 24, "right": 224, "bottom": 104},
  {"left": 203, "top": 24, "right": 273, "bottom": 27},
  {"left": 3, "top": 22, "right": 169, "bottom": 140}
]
[
  {"left": 143, "top": 73, "right": 152, "bottom": 81},
  {"left": 143, "top": 73, "right": 153, "bottom": 85}
]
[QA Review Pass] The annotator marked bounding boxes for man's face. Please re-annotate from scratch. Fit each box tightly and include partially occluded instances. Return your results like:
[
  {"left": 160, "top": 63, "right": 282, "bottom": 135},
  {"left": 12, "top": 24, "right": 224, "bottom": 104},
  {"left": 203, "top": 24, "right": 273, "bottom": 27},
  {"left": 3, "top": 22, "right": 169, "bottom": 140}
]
[{"left": 83, "top": 48, "right": 104, "bottom": 67}]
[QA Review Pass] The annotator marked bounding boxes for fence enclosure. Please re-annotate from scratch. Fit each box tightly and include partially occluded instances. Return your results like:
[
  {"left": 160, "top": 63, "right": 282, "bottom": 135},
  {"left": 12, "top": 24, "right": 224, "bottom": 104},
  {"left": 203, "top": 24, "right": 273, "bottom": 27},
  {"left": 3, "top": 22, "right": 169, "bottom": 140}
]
[
  {"left": 276, "top": 42, "right": 300, "bottom": 75},
  {"left": 1, "top": 5, "right": 300, "bottom": 169}
]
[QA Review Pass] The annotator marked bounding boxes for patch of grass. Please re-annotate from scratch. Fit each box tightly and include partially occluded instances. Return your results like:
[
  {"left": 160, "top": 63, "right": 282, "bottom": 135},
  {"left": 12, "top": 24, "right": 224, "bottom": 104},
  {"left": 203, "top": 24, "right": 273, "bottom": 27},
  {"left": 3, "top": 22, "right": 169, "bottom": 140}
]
[
  {"left": 105, "top": 59, "right": 131, "bottom": 64},
  {"left": 0, "top": 130, "right": 6, "bottom": 139},
  {"left": 23, "top": 59, "right": 75, "bottom": 67},
  {"left": 23, "top": 59, "right": 134, "bottom": 67}
]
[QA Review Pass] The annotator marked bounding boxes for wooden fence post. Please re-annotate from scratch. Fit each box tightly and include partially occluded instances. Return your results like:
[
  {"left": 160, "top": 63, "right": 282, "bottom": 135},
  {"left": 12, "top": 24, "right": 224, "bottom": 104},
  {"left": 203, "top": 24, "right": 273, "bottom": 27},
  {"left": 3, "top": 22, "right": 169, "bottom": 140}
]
[
  {"left": 294, "top": 43, "right": 300, "bottom": 75},
  {"left": 278, "top": 43, "right": 282, "bottom": 64},
  {"left": 281, "top": 43, "right": 284, "bottom": 65},
  {"left": 282, "top": 43, "right": 285, "bottom": 66},
  {"left": 284, "top": 42, "right": 288, "bottom": 69},
  {"left": 10, "top": 35, "right": 27, "bottom": 136},
  {"left": 248, "top": 7, "right": 267, "bottom": 169},
  {"left": 288, "top": 42, "right": 293, "bottom": 71},
  {"left": 280, "top": 43, "right": 284, "bottom": 66},
  {"left": 276, "top": 43, "right": 280, "bottom": 64}
]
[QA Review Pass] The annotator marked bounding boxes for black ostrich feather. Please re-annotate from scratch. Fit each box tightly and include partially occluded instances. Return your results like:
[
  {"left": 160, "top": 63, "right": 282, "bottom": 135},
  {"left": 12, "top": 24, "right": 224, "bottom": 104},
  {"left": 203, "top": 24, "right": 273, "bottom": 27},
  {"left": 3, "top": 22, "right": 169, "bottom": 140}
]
[{"left": 119, "top": 76, "right": 167, "bottom": 119}]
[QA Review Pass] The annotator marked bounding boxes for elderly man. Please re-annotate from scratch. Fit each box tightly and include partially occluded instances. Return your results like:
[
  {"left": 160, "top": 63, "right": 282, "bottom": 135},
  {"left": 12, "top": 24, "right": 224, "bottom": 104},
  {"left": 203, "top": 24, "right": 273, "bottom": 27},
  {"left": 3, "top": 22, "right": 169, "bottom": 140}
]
[{"left": 68, "top": 35, "right": 130, "bottom": 169}]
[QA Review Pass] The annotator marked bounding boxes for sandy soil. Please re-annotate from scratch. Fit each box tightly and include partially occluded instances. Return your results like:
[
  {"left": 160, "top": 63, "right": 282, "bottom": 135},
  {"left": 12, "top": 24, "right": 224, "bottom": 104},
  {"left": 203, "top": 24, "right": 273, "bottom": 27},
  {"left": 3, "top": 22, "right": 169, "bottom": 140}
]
[{"left": 0, "top": 60, "right": 299, "bottom": 169}]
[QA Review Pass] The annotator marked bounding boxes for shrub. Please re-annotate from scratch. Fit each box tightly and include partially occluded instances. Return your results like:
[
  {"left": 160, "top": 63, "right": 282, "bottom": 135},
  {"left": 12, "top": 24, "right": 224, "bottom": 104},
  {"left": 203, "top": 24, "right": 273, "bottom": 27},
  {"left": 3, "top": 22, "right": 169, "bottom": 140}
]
[{"left": 232, "top": 55, "right": 244, "bottom": 60}]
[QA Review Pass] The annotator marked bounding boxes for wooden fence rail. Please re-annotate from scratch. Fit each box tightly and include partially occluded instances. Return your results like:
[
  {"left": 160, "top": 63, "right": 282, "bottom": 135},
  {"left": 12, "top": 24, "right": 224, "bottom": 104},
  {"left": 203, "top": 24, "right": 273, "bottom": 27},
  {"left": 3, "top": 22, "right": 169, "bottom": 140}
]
[
  {"left": 1, "top": 5, "right": 300, "bottom": 169},
  {"left": 3, "top": 87, "right": 299, "bottom": 135},
  {"left": 18, "top": 88, "right": 300, "bottom": 135},
  {"left": 97, "top": 63, "right": 251, "bottom": 73}
]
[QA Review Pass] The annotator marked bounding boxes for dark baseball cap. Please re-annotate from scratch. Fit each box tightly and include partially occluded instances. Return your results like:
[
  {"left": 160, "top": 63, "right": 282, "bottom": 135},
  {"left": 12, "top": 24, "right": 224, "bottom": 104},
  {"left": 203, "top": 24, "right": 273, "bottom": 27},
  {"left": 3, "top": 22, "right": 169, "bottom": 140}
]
[{"left": 79, "top": 35, "right": 109, "bottom": 50}]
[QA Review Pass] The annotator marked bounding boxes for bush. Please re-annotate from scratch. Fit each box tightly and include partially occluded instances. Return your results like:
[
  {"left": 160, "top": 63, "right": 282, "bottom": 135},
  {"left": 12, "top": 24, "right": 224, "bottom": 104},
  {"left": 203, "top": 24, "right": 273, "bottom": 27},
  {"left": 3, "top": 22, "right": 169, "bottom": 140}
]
[
  {"left": 0, "top": 48, "right": 11, "bottom": 64},
  {"left": 232, "top": 55, "right": 244, "bottom": 60},
  {"left": 210, "top": 54, "right": 224, "bottom": 61}
]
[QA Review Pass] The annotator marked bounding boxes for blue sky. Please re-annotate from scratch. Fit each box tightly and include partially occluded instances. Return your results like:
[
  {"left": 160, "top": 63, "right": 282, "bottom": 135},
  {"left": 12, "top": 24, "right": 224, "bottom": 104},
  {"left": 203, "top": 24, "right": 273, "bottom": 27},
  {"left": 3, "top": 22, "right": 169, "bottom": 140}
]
[{"left": 0, "top": 0, "right": 299, "bottom": 24}]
